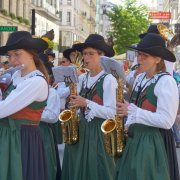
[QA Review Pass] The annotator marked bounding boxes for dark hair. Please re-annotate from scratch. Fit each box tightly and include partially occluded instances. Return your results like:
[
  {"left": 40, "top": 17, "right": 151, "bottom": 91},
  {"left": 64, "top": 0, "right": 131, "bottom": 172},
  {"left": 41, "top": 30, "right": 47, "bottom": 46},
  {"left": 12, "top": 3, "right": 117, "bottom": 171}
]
[{"left": 25, "top": 49, "right": 49, "bottom": 83}]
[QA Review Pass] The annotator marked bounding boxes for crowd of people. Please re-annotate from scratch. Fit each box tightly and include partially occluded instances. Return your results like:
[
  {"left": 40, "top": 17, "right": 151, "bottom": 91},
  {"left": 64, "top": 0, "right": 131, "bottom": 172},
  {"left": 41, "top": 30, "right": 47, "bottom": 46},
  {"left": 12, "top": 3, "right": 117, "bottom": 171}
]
[{"left": 0, "top": 23, "right": 179, "bottom": 180}]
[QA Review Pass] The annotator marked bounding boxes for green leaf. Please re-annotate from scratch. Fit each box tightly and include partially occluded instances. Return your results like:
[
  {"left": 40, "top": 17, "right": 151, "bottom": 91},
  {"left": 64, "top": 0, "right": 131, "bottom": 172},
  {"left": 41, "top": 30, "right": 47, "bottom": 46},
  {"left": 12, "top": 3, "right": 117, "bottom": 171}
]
[{"left": 107, "top": 0, "right": 151, "bottom": 54}]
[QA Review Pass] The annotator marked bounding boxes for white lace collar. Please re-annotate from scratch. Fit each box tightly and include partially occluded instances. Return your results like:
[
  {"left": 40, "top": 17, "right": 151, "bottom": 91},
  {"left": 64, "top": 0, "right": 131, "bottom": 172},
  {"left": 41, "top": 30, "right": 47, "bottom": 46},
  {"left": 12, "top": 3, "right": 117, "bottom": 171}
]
[{"left": 12, "top": 70, "right": 44, "bottom": 86}]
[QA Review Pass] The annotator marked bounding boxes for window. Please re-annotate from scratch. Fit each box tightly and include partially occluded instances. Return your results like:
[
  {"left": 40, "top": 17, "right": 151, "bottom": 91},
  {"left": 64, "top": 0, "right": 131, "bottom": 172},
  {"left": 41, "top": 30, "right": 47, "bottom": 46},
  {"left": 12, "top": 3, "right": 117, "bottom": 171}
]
[
  {"left": 0, "top": 0, "right": 2, "bottom": 9},
  {"left": 67, "top": 0, "right": 71, "bottom": 5},
  {"left": 9, "top": 0, "right": 12, "bottom": 13},
  {"left": 67, "top": 11, "right": 71, "bottom": 23},
  {"left": 47, "top": 0, "right": 51, "bottom": 4},
  {"left": 59, "top": 11, "right": 62, "bottom": 22},
  {"left": 16, "top": 0, "right": 19, "bottom": 16}
]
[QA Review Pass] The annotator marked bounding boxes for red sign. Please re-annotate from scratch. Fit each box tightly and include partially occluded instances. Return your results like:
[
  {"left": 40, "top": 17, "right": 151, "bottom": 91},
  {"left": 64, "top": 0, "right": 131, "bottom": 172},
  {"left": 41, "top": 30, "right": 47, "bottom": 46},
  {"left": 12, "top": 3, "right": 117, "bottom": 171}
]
[{"left": 149, "top": 12, "right": 171, "bottom": 19}]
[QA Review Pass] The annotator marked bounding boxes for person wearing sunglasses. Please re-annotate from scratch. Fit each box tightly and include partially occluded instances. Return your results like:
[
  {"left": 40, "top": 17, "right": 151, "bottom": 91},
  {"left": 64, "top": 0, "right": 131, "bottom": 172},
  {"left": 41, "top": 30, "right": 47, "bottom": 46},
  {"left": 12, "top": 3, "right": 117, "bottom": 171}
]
[{"left": 59, "top": 57, "right": 71, "bottom": 66}]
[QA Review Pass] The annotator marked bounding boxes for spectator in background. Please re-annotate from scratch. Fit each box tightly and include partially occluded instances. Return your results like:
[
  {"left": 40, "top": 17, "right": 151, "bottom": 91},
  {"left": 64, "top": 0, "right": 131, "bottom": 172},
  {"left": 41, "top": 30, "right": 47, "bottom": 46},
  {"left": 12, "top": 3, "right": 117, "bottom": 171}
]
[
  {"left": 173, "top": 72, "right": 180, "bottom": 148},
  {"left": 58, "top": 57, "right": 71, "bottom": 67}
]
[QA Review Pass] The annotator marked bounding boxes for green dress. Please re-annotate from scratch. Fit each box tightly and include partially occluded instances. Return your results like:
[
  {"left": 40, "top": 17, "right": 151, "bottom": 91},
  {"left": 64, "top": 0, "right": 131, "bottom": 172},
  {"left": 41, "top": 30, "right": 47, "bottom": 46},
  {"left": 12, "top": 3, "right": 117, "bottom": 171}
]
[
  {"left": 0, "top": 82, "right": 48, "bottom": 180},
  {"left": 115, "top": 73, "right": 171, "bottom": 180},
  {"left": 39, "top": 122, "right": 57, "bottom": 180},
  {"left": 61, "top": 75, "right": 115, "bottom": 180}
]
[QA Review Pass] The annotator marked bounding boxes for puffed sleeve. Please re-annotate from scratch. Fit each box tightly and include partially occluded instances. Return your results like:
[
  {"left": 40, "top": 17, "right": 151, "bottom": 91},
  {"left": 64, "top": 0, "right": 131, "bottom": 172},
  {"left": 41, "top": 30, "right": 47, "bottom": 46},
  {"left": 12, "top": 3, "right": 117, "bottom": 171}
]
[
  {"left": 0, "top": 76, "right": 48, "bottom": 118},
  {"left": 85, "top": 74, "right": 117, "bottom": 121},
  {"left": 56, "top": 82, "right": 70, "bottom": 98},
  {"left": 41, "top": 87, "right": 60, "bottom": 123},
  {"left": 134, "top": 75, "right": 179, "bottom": 129}
]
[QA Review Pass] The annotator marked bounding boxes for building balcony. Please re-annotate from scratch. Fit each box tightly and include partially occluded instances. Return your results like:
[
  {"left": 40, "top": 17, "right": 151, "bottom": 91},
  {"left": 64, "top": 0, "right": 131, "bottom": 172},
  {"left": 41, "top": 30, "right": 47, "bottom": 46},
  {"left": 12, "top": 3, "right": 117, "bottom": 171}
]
[
  {"left": 35, "top": 8, "right": 59, "bottom": 22},
  {"left": 81, "top": 11, "right": 87, "bottom": 18},
  {"left": 31, "top": 3, "right": 60, "bottom": 22}
]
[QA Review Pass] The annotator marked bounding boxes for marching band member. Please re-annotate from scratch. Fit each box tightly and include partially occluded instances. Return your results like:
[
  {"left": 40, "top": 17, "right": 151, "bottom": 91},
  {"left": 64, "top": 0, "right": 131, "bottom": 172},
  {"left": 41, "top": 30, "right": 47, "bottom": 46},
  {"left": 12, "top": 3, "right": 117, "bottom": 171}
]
[
  {"left": 40, "top": 85, "right": 61, "bottom": 180},
  {"left": 63, "top": 47, "right": 86, "bottom": 75},
  {"left": 39, "top": 50, "right": 62, "bottom": 180},
  {"left": 61, "top": 34, "right": 117, "bottom": 180},
  {"left": 0, "top": 31, "right": 49, "bottom": 180},
  {"left": 57, "top": 57, "right": 71, "bottom": 111},
  {"left": 63, "top": 47, "right": 77, "bottom": 64},
  {"left": 115, "top": 33, "right": 179, "bottom": 180}
]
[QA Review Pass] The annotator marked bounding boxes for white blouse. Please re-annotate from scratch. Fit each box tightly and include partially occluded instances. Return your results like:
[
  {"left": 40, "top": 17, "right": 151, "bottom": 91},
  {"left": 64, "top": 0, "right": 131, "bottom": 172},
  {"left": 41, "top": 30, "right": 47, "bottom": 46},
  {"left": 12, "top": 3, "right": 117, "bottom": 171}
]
[
  {"left": 56, "top": 82, "right": 70, "bottom": 110},
  {"left": 41, "top": 86, "right": 60, "bottom": 123},
  {"left": 127, "top": 72, "right": 179, "bottom": 129},
  {"left": 78, "top": 70, "right": 117, "bottom": 121},
  {"left": 0, "top": 70, "right": 48, "bottom": 119}
]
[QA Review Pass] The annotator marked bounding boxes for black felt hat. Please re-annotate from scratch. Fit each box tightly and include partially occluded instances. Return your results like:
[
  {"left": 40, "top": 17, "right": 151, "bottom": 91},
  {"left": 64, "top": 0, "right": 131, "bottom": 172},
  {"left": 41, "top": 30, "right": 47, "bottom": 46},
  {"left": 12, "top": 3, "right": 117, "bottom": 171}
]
[
  {"left": 139, "top": 24, "right": 160, "bottom": 39},
  {"left": 46, "top": 51, "right": 55, "bottom": 58},
  {"left": 129, "top": 33, "right": 176, "bottom": 62},
  {"left": 72, "top": 34, "right": 115, "bottom": 57},
  {"left": 0, "top": 31, "right": 48, "bottom": 55},
  {"left": 63, "top": 48, "right": 76, "bottom": 60}
]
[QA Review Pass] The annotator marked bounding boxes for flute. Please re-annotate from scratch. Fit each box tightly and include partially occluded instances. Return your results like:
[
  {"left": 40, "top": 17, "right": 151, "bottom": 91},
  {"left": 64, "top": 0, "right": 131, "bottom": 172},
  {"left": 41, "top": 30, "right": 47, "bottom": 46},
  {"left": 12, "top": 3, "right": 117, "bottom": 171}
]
[{"left": 0, "top": 64, "right": 25, "bottom": 76}]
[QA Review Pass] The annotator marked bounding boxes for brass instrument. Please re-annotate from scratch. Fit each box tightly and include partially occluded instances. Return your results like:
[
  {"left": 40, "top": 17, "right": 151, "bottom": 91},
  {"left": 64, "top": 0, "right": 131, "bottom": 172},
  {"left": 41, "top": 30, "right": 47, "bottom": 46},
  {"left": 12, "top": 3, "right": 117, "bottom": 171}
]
[
  {"left": 101, "top": 78, "right": 126, "bottom": 157},
  {"left": 58, "top": 82, "right": 79, "bottom": 144},
  {"left": 157, "top": 24, "right": 175, "bottom": 48},
  {"left": 72, "top": 41, "right": 89, "bottom": 73}
]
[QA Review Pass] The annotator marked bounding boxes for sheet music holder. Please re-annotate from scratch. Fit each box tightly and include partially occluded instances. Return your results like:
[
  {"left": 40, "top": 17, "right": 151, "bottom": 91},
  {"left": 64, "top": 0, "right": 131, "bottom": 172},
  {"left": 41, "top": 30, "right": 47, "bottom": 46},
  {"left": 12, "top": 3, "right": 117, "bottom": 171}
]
[
  {"left": 100, "top": 56, "right": 125, "bottom": 81},
  {"left": 52, "top": 66, "right": 78, "bottom": 84}
]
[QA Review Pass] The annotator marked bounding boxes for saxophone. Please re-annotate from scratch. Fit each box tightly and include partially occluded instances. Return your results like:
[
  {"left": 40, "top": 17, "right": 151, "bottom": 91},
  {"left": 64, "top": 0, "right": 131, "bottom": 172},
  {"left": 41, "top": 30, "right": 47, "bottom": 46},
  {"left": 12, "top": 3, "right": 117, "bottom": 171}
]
[
  {"left": 58, "top": 82, "right": 79, "bottom": 144},
  {"left": 101, "top": 78, "right": 126, "bottom": 157}
]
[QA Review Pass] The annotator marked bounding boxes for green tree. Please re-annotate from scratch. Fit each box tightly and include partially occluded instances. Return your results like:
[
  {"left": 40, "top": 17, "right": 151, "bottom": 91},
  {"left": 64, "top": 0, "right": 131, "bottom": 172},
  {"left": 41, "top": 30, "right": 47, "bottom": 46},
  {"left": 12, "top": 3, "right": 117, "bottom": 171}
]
[{"left": 107, "top": 0, "right": 151, "bottom": 54}]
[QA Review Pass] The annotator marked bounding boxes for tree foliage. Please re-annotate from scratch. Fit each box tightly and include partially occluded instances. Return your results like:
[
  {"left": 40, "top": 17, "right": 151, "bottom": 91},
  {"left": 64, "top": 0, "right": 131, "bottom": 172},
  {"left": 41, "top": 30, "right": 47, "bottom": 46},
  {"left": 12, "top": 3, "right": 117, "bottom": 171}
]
[{"left": 107, "top": 0, "right": 151, "bottom": 54}]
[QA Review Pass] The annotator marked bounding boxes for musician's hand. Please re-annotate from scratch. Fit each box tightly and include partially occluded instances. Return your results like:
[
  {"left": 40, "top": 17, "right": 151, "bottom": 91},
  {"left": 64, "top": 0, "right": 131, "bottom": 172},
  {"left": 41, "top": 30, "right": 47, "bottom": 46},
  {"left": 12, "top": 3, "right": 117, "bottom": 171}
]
[
  {"left": 70, "top": 95, "right": 87, "bottom": 108},
  {"left": 116, "top": 100, "right": 129, "bottom": 117},
  {"left": 77, "top": 69, "right": 84, "bottom": 76}
]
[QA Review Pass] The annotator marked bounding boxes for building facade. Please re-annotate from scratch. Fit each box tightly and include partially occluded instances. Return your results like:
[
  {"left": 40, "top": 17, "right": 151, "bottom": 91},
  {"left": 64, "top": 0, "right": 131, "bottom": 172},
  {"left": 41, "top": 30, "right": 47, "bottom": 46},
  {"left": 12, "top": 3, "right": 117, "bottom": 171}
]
[
  {"left": 59, "top": 0, "right": 96, "bottom": 51},
  {"left": 0, "top": 0, "right": 30, "bottom": 47},
  {"left": 0, "top": 0, "right": 97, "bottom": 55},
  {"left": 96, "top": 0, "right": 114, "bottom": 40},
  {"left": 30, "top": 0, "right": 60, "bottom": 53}
]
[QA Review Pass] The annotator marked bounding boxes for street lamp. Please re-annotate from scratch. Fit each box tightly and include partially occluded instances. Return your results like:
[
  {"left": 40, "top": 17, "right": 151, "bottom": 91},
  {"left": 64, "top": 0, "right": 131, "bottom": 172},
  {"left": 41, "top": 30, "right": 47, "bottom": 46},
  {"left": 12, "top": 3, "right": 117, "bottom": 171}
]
[{"left": 31, "top": 9, "right": 35, "bottom": 35}]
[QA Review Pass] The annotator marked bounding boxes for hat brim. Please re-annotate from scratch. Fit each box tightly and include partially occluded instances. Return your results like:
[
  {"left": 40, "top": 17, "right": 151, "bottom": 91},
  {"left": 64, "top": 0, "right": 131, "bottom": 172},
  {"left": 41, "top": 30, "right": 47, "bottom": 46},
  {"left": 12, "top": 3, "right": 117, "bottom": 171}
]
[
  {"left": 63, "top": 48, "right": 76, "bottom": 59},
  {"left": 128, "top": 45, "right": 176, "bottom": 62},
  {"left": 73, "top": 40, "right": 115, "bottom": 57},
  {"left": 0, "top": 37, "right": 48, "bottom": 55}
]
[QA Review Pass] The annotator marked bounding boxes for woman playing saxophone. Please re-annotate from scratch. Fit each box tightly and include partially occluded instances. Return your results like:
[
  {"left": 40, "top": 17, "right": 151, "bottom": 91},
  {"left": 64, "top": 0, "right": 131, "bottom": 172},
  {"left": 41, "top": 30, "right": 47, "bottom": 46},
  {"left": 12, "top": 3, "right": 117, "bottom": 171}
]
[{"left": 61, "top": 34, "right": 117, "bottom": 180}]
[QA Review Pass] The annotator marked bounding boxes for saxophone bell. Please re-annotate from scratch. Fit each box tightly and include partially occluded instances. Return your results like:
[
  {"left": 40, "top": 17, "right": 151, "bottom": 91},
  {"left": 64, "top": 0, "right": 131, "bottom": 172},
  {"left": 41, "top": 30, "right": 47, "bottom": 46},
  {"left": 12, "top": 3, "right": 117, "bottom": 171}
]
[
  {"left": 59, "top": 109, "right": 78, "bottom": 144},
  {"left": 59, "top": 82, "right": 79, "bottom": 144},
  {"left": 101, "top": 119, "right": 117, "bottom": 156}
]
